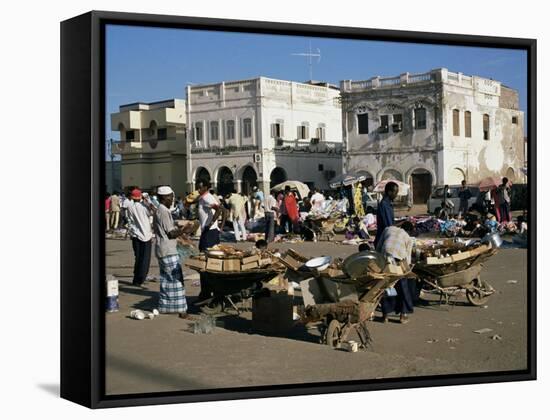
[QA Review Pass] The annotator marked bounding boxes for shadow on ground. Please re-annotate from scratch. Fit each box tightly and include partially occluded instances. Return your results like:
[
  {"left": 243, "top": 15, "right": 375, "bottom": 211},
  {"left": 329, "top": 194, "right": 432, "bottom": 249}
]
[{"left": 37, "top": 383, "right": 59, "bottom": 397}]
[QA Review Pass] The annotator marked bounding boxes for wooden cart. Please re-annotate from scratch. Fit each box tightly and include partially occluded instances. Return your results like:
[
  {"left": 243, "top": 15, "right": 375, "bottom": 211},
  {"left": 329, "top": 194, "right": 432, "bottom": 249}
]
[{"left": 299, "top": 269, "right": 415, "bottom": 349}]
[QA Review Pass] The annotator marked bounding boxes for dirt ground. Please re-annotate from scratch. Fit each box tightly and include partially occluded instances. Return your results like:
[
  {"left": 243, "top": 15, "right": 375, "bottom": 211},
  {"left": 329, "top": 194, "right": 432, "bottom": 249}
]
[{"left": 105, "top": 237, "right": 528, "bottom": 395}]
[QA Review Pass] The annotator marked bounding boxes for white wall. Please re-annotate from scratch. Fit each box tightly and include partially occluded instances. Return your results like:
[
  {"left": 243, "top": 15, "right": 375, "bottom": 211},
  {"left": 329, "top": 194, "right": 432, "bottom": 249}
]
[{"left": 441, "top": 78, "right": 525, "bottom": 184}]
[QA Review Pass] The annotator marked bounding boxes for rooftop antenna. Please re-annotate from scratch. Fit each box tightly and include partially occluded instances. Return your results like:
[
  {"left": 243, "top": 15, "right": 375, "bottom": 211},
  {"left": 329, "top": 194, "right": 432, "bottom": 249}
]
[{"left": 291, "top": 41, "right": 321, "bottom": 82}]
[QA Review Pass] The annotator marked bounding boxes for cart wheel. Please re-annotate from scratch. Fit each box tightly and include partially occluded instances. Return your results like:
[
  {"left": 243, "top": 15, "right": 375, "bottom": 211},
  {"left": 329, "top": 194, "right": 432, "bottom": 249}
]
[
  {"left": 325, "top": 319, "right": 342, "bottom": 348},
  {"left": 466, "top": 278, "right": 491, "bottom": 306},
  {"left": 200, "top": 300, "right": 223, "bottom": 315}
]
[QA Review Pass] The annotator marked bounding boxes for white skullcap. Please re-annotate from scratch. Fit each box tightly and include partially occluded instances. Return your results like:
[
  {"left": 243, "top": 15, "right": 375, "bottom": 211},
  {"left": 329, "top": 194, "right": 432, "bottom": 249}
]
[{"left": 157, "top": 186, "right": 174, "bottom": 196}]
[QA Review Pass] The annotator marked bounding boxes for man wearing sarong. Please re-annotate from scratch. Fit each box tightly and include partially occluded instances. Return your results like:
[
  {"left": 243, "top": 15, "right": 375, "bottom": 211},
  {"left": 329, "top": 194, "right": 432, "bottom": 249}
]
[{"left": 154, "top": 185, "right": 189, "bottom": 318}]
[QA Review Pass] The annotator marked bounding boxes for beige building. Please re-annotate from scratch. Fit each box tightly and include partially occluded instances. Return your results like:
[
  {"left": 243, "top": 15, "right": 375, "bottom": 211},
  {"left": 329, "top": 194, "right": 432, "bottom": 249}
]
[
  {"left": 111, "top": 99, "right": 188, "bottom": 195},
  {"left": 340, "top": 68, "right": 525, "bottom": 203}
]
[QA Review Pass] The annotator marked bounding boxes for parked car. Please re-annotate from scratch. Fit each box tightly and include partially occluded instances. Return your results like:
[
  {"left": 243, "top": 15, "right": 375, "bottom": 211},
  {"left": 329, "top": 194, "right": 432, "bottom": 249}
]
[
  {"left": 363, "top": 191, "right": 379, "bottom": 212},
  {"left": 427, "top": 185, "right": 480, "bottom": 216}
]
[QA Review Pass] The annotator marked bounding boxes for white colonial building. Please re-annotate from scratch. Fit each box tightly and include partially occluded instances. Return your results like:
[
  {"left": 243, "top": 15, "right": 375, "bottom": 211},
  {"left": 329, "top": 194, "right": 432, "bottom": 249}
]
[
  {"left": 111, "top": 99, "right": 188, "bottom": 194},
  {"left": 340, "top": 68, "right": 524, "bottom": 204},
  {"left": 111, "top": 78, "right": 343, "bottom": 197},
  {"left": 185, "top": 77, "right": 343, "bottom": 197}
]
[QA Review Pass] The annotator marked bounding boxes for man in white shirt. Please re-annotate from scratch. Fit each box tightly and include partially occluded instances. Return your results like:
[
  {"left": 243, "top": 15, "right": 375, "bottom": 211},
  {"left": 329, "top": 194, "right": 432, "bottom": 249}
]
[
  {"left": 196, "top": 181, "right": 226, "bottom": 251},
  {"left": 264, "top": 191, "right": 279, "bottom": 243},
  {"left": 123, "top": 188, "right": 154, "bottom": 286},
  {"left": 310, "top": 187, "right": 325, "bottom": 212},
  {"left": 227, "top": 191, "right": 247, "bottom": 242}
]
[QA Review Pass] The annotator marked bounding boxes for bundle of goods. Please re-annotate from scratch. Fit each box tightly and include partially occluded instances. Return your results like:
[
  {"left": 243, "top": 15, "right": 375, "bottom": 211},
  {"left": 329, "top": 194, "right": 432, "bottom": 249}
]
[
  {"left": 414, "top": 237, "right": 497, "bottom": 276},
  {"left": 415, "top": 217, "right": 440, "bottom": 235},
  {"left": 498, "top": 221, "right": 519, "bottom": 234},
  {"left": 439, "top": 219, "right": 466, "bottom": 236},
  {"left": 308, "top": 199, "right": 348, "bottom": 220},
  {"left": 184, "top": 244, "right": 286, "bottom": 273}
]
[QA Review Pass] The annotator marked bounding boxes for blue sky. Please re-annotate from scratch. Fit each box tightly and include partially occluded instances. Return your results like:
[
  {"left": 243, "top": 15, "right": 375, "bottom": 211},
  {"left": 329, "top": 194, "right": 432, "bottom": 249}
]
[{"left": 106, "top": 24, "right": 527, "bottom": 150}]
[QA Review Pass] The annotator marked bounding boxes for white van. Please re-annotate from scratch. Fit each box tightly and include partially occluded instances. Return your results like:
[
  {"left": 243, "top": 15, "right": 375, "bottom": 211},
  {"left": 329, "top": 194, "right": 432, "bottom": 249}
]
[{"left": 427, "top": 185, "right": 480, "bottom": 216}]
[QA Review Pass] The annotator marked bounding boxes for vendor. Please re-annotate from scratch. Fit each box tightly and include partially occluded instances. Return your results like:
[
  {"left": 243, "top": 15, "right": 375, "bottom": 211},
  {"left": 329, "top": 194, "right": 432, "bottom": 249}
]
[
  {"left": 375, "top": 181, "right": 398, "bottom": 247},
  {"left": 154, "top": 186, "right": 190, "bottom": 319},
  {"left": 376, "top": 222, "right": 416, "bottom": 324}
]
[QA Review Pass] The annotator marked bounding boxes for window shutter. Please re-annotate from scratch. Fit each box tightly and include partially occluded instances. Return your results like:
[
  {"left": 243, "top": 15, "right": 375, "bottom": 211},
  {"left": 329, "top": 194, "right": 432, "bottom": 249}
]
[
  {"left": 465, "top": 111, "right": 471, "bottom": 138},
  {"left": 271, "top": 123, "right": 276, "bottom": 138},
  {"left": 453, "top": 109, "right": 460, "bottom": 136},
  {"left": 305, "top": 126, "right": 309, "bottom": 139}
]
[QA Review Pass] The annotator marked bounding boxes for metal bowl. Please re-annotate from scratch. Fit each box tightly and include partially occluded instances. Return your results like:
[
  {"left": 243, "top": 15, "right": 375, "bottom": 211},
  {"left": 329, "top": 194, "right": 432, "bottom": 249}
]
[
  {"left": 342, "top": 251, "right": 386, "bottom": 279},
  {"left": 305, "top": 256, "right": 332, "bottom": 271},
  {"left": 481, "top": 232, "right": 503, "bottom": 248}
]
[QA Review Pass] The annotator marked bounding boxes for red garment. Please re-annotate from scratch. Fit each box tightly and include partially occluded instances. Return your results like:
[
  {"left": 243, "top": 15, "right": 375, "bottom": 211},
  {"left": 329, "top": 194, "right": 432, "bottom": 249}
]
[
  {"left": 284, "top": 193, "right": 299, "bottom": 221},
  {"left": 105, "top": 197, "right": 111, "bottom": 211},
  {"left": 492, "top": 187, "right": 501, "bottom": 222}
]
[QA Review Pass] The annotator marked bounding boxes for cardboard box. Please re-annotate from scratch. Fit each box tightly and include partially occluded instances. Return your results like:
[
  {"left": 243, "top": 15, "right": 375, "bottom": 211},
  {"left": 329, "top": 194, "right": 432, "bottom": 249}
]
[
  {"left": 241, "top": 261, "right": 259, "bottom": 271},
  {"left": 470, "top": 245, "right": 490, "bottom": 256},
  {"left": 327, "top": 268, "right": 345, "bottom": 278},
  {"left": 451, "top": 251, "right": 471, "bottom": 262},
  {"left": 242, "top": 254, "right": 261, "bottom": 265},
  {"left": 384, "top": 264, "right": 404, "bottom": 275},
  {"left": 258, "top": 257, "right": 272, "bottom": 267},
  {"left": 282, "top": 255, "right": 302, "bottom": 271},
  {"left": 252, "top": 292, "right": 293, "bottom": 335},
  {"left": 426, "top": 257, "right": 440, "bottom": 265},
  {"left": 185, "top": 258, "right": 207, "bottom": 271},
  {"left": 206, "top": 258, "right": 223, "bottom": 271},
  {"left": 223, "top": 259, "right": 241, "bottom": 272}
]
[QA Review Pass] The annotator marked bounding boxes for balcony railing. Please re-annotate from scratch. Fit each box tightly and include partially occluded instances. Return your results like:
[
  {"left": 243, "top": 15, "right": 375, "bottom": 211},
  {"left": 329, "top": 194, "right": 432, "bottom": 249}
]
[
  {"left": 112, "top": 139, "right": 179, "bottom": 154},
  {"left": 190, "top": 144, "right": 259, "bottom": 154},
  {"left": 274, "top": 139, "right": 343, "bottom": 154}
]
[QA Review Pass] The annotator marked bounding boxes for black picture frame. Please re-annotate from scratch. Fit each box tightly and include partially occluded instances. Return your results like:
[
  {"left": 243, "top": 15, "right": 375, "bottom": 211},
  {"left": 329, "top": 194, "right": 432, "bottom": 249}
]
[{"left": 60, "top": 10, "right": 536, "bottom": 409}]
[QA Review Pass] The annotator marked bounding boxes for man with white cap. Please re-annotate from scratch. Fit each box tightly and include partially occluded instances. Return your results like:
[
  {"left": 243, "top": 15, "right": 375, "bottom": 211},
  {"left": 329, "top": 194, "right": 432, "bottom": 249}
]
[
  {"left": 154, "top": 185, "right": 189, "bottom": 318},
  {"left": 123, "top": 188, "right": 154, "bottom": 286}
]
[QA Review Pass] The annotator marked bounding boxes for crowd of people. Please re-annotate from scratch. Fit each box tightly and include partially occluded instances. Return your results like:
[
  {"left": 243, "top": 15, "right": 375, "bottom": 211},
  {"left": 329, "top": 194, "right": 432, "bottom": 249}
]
[{"left": 107, "top": 174, "right": 522, "bottom": 322}]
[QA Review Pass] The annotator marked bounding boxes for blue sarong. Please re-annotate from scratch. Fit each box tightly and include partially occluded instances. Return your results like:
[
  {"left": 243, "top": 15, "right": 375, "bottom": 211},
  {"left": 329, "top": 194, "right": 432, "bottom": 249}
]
[{"left": 158, "top": 254, "right": 187, "bottom": 313}]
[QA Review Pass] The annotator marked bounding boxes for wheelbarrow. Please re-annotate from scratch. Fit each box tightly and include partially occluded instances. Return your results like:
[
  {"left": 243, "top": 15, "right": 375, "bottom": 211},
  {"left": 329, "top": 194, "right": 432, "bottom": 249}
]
[
  {"left": 414, "top": 263, "right": 495, "bottom": 306},
  {"left": 195, "top": 269, "right": 280, "bottom": 315},
  {"left": 298, "top": 268, "right": 410, "bottom": 349},
  {"left": 304, "top": 217, "right": 339, "bottom": 241}
]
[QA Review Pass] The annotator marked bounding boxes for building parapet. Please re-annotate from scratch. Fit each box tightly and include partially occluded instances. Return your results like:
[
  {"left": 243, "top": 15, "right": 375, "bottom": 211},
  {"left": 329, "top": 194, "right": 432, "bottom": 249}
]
[{"left": 341, "top": 68, "right": 500, "bottom": 93}]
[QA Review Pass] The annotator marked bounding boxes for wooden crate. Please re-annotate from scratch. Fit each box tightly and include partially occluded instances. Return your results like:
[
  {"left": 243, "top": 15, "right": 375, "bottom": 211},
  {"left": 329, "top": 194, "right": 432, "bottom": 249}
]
[
  {"left": 185, "top": 258, "right": 206, "bottom": 271},
  {"left": 206, "top": 258, "right": 223, "bottom": 272},
  {"left": 241, "top": 261, "right": 259, "bottom": 271},
  {"left": 223, "top": 259, "right": 241, "bottom": 272},
  {"left": 242, "top": 254, "right": 261, "bottom": 265}
]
